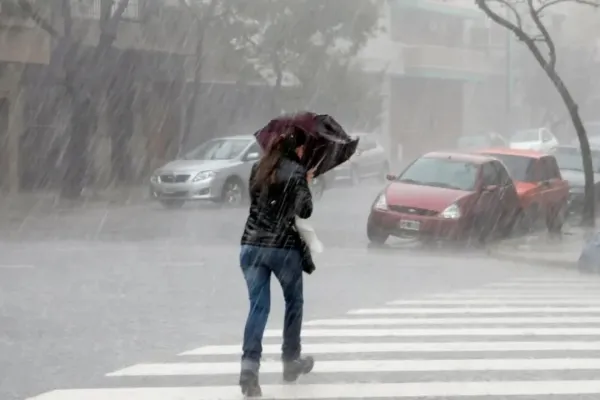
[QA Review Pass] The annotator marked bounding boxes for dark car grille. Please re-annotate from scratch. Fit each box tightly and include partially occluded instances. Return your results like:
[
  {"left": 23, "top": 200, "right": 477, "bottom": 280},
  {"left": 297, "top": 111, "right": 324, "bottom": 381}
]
[
  {"left": 160, "top": 174, "right": 190, "bottom": 183},
  {"left": 388, "top": 205, "right": 438, "bottom": 216}
]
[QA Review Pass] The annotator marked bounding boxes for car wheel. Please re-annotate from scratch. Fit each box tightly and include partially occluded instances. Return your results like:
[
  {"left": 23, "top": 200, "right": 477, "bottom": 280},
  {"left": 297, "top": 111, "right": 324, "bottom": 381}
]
[
  {"left": 367, "top": 220, "right": 389, "bottom": 245},
  {"left": 160, "top": 199, "right": 185, "bottom": 209},
  {"left": 221, "top": 177, "right": 245, "bottom": 207},
  {"left": 310, "top": 177, "right": 325, "bottom": 201}
]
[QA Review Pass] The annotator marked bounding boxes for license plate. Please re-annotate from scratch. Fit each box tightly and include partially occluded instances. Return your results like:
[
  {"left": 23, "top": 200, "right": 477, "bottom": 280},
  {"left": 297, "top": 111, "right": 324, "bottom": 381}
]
[{"left": 398, "top": 220, "right": 420, "bottom": 231}]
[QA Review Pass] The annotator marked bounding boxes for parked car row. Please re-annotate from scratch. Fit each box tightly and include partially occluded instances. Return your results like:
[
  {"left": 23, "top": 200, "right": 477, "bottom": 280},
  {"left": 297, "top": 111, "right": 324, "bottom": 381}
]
[
  {"left": 366, "top": 146, "right": 571, "bottom": 246},
  {"left": 148, "top": 132, "right": 389, "bottom": 209}
]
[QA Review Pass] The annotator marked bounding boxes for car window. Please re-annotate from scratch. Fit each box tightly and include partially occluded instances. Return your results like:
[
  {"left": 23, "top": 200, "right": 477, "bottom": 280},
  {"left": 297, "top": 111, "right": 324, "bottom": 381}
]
[
  {"left": 493, "top": 161, "right": 512, "bottom": 185},
  {"left": 245, "top": 142, "right": 261, "bottom": 156},
  {"left": 397, "top": 157, "right": 479, "bottom": 191},
  {"left": 540, "top": 156, "right": 561, "bottom": 180},
  {"left": 482, "top": 153, "right": 536, "bottom": 182},
  {"left": 510, "top": 129, "right": 539, "bottom": 143},
  {"left": 481, "top": 163, "right": 499, "bottom": 186},
  {"left": 358, "top": 136, "right": 377, "bottom": 151},
  {"left": 184, "top": 138, "right": 251, "bottom": 160}
]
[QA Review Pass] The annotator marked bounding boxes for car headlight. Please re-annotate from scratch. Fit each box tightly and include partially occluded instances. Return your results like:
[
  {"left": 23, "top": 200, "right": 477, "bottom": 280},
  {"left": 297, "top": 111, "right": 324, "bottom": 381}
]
[
  {"left": 192, "top": 171, "right": 216, "bottom": 182},
  {"left": 150, "top": 173, "right": 160, "bottom": 183},
  {"left": 374, "top": 193, "right": 388, "bottom": 211},
  {"left": 440, "top": 203, "right": 461, "bottom": 219}
]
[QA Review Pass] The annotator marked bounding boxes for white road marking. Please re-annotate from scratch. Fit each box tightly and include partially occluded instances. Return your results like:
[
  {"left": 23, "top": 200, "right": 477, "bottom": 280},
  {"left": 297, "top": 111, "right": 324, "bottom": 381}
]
[
  {"left": 264, "top": 327, "right": 600, "bottom": 337},
  {"left": 29, "top": 381, "right": 600, "bottom": 400},
  {"left": 180, "top": 341, "right": 600, "bottom": 356},
  {"left": 107, "top": 358, "right": 600, "bottom": 376},
  {"left": 486, "top": 282, "right": 600, "bottom": 288},
  {"left": 305, "top": 316, "right": 600, "bottom": 326},
  {"left": 387, "top": 299, "right": 600, "bottom": 305},
  {"left": 510, "top": 278, "right": 600, "bottom": 283},
  {"left": 429, "top": 293, "right": 600, "bottom": 298},
  {"left": 349, "top": 307, "right": 600, "bottom": 314}
]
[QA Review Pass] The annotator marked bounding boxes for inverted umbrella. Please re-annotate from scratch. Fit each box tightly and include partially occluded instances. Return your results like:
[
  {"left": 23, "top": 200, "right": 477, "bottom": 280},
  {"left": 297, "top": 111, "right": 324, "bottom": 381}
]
[{"left": 254, "top": 112, "right": 359, "bottom": 178}]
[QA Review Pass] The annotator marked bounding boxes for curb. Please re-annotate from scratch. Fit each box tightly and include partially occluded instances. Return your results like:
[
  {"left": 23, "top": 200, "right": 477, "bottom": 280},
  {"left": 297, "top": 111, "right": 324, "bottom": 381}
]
[{"left": 487, "top": 247, "right": 577, "bottom": 270}]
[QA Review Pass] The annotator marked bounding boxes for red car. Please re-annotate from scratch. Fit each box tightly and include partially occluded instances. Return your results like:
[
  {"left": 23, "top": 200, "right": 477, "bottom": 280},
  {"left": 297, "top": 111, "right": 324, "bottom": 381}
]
[
  {"left": 477, "top": 148, "right": 569, "bottom": 232},
  {"left": 366, "top": 151, "right": 521, "bottom": 244}
]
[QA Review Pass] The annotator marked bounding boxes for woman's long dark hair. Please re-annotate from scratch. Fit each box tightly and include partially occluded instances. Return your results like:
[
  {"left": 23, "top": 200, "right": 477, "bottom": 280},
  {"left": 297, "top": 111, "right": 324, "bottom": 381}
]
[{"left": 252, "top": 127, "right": 307, "bottom": 190}]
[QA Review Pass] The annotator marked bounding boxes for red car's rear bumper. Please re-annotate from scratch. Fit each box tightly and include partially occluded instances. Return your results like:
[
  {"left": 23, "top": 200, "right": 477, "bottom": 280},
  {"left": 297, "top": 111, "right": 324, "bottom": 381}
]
[{"left": 368, "top": 209, "right": 467, "bottom": 240}]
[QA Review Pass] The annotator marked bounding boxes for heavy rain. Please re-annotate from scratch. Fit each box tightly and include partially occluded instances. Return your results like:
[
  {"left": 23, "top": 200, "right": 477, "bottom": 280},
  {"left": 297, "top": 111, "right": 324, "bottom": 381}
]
[{"left": 2, "top": 0, "right": 600, "bottom": 399}]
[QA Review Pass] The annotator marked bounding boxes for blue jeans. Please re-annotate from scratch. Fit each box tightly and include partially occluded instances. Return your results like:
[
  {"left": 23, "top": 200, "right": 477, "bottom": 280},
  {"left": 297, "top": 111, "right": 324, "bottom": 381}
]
[{"left": 240, "top": 245, "right": 304, "bottom": 372}]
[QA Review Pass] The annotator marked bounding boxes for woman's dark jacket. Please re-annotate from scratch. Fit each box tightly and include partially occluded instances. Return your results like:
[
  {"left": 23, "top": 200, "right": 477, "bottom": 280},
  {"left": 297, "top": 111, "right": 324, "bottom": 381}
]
[{"left": 240, "top": 153, "right": 316, "bottom": 273}]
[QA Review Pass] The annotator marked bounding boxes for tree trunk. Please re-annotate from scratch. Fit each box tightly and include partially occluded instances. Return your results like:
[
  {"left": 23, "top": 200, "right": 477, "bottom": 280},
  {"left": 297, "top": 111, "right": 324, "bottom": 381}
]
[
  {"left": 544, "top": 69, "right": 595, "bottom": 226},
  {"left": 180, "top": 25, "right": 205, "bottom": 156},
  {"left": 61, "top": 90, "right": 94, "bottom": 199}
]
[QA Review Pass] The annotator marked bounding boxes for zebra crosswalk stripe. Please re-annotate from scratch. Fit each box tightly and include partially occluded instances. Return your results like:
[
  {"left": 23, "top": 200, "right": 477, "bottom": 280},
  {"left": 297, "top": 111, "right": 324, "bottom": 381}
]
[{"left": 26, "top": 277, "right": 600, "bottom": 399}]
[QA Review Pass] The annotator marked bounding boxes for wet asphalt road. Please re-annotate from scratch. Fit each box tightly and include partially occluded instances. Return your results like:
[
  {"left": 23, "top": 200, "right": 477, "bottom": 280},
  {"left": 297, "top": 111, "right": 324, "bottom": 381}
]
[{"left": 1, "top": 181, "right": 599, "bottom": 400}]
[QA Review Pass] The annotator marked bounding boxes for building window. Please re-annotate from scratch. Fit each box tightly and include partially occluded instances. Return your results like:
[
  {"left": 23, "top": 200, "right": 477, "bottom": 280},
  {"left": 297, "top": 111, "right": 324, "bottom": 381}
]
[
  {"left": 113, "top": 0, "right": 139, "bottom": 20},
  {"left": 70, "top": 0, "right": 101, "bottom": 20},
  {"left": 70, "top": 0, "right": 139, "bottom": 21}
]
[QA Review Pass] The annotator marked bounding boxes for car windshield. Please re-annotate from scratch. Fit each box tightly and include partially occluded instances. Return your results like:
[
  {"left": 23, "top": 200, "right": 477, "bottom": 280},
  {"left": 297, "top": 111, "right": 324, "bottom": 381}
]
[
  {"left": 554, "top": 147, "right": 600, "bottom": 172},
  {"left": 397, "top": 157, "right": 478, "bottom": 191},
  {"left": 184, "top": 139, "right": 251, "bottom": 160},
  {"left": 510, "top": 129, "right": 539, "bottom": 143},
  {"left": 483, "top": 153, "right": 535, "bottom": 182}
]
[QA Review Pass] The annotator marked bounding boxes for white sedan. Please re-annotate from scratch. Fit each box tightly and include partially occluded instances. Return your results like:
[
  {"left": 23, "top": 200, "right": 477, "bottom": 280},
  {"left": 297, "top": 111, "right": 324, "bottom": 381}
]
[{"left": 509, "top": 127, "right": 558, "bottom": 152}]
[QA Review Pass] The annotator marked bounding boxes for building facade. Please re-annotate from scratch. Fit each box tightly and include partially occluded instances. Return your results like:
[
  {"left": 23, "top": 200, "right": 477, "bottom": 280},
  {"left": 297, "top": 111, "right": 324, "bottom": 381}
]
[{"left": 359, "top": 0, "right": 509, "bottom": 167}]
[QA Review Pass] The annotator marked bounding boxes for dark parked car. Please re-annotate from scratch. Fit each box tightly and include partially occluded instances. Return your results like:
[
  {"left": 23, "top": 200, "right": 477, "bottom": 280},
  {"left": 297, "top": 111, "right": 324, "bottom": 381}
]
[
  {"left": 477, "top": 148, "right": 569, "bottom": 232},
  {"left": 550, "top": 145, "right": 600, "bottom": 216},
  {"left": 366, "top": 151, "right": 521, "bottom": 245}
]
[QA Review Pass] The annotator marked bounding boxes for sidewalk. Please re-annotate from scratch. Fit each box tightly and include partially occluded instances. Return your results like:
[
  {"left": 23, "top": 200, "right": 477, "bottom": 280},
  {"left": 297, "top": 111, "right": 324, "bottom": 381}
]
[
  {"left": 488, "top": 226, "right": 592, "bottom": 269},
  {"left": 0, "top": 187, "right": 149, "bottom": 222}
]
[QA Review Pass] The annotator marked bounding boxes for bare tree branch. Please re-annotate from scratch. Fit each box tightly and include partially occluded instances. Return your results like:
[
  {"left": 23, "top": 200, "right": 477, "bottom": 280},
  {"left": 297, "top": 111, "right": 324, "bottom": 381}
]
[
  {"left": 15, "top": 0, "right": 59, "bottom": 37},
  {"left": 527, "top": 0, "right": 557, "bottom": 69},
  {"left": 493, "top": 0, "right": 524, "bottom": 28},
  {"left": 475, "top": 0, "right": 532, "bottom": 44},
  {"left": 537, "top": 0, "right": 599, "bottom": 15}
]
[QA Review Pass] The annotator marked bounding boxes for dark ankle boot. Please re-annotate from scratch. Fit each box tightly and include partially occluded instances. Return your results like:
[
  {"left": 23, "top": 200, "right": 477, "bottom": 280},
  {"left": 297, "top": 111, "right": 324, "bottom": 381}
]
[
  {"left": 239, "top": 369, "right": 262, "bottom": 397},
  {"left": 283, "top": 356, "right": 314, "bottom": 382}
]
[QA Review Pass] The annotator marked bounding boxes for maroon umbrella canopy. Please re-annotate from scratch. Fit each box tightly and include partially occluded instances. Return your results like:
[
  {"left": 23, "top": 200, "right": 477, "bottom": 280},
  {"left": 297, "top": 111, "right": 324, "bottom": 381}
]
[{"left": 254, "top": 112, "right": 359, "bottom": 177}]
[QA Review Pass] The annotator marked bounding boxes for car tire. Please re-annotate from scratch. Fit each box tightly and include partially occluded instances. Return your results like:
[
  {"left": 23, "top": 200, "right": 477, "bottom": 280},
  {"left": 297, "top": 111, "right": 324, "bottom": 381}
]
[
  {"left": 221, "top": 177, "right": 245, "bottom": 207},
  {"left": 367, "top": 221, "right": 389, "bottom": 245},
  {"left": 160, "top": 199, "right": 185, "bottom": 209}
]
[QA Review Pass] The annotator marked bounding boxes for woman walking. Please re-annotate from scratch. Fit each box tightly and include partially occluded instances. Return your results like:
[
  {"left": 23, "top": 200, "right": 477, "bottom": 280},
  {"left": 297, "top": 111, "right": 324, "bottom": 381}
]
[{"left": 239, "top": 126, "right": 315, "bottom": 397}]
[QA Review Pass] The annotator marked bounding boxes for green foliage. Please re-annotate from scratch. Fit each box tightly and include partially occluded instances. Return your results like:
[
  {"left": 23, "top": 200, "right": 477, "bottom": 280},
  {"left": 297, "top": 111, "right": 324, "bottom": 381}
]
[{"left": 225, "top": 0, "right": 383, "bottom": 116}]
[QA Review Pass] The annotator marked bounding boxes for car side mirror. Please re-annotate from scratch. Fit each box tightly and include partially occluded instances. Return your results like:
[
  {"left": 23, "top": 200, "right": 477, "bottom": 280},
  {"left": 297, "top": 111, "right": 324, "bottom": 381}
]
[
  {"left": 245, "top": 152, "right": 260, "bottom": 161},
  {"left": 386, "top": 174, "right": 397, "bottom": 181}
]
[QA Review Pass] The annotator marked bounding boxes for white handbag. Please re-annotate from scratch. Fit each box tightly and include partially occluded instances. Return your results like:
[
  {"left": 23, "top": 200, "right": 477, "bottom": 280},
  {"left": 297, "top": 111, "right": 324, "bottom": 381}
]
[{"left": 294, "top": 216, "right": 324, "bottom": 254}]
